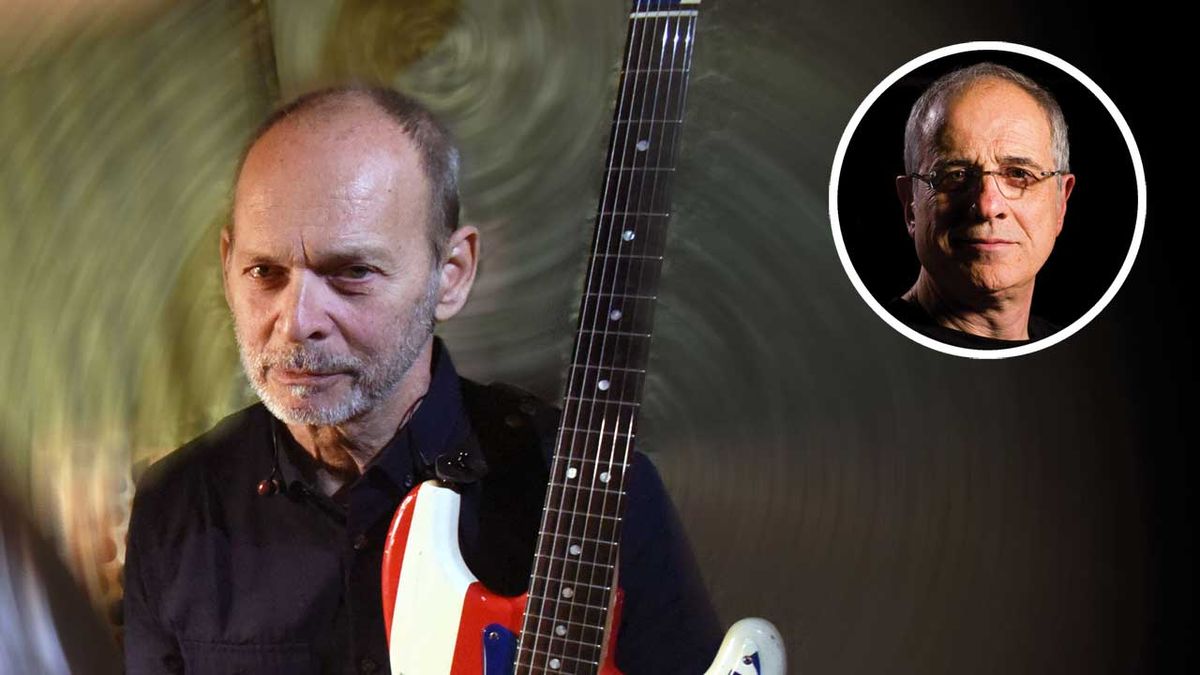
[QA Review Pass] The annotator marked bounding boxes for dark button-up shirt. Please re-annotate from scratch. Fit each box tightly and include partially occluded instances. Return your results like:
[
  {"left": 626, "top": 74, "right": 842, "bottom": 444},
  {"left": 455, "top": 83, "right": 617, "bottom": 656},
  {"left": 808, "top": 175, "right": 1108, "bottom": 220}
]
[{"left": 124, "top": 342, "right": 722, "bottom": 673}]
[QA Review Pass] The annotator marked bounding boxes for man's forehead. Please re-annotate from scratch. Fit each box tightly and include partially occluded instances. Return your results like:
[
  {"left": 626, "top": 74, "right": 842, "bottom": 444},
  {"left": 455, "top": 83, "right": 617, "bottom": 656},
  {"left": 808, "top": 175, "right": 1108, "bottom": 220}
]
[
  {"left": 934, "top": 79, "right": 1054, "bottom": 159},
  {"left": 230, "top": 102, "right": 430, "bottom": 245}
]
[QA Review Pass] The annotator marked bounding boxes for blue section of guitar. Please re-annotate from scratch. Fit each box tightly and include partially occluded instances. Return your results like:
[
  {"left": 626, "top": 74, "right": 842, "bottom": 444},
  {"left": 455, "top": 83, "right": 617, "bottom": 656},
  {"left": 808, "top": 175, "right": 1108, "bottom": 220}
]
[{"left": 482, "top": 623, "right": 518, "bottom": 675}]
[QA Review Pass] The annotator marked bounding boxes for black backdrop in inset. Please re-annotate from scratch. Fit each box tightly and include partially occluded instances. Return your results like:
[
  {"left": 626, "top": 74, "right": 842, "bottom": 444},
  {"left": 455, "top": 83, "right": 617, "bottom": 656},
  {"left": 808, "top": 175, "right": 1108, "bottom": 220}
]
[{"left": 837, "top": 49, "right": 1138, "bottom": 328}]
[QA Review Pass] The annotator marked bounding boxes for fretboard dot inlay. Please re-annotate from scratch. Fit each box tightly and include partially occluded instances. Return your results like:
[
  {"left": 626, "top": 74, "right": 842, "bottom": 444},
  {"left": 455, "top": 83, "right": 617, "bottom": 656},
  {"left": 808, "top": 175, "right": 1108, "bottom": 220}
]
[
  {"left": 561, "top": 587, "right": 574, "bottom": 598},
  {"left": 636, "top": 139, "right": 650, "bottom": 151},
  {"left": 622, "top": 229, "right": 635, "bottom": 241},
  {"left": 597, "top": 379, "right": 611, "bottom": 391},
  {"left": 549, "top": 657, "right": 562, "bottom": 669},
  {"left": 599, "top": 471, "right": 611, "bottom": 483},
  {"left": 566, "top": 466, "right": 578, "bottom": 479},
  {"left": 569, "top": 543, "right": 582, "bottom": 555},
  {"left": 555, "top": 624, "right": 568, "bottom": 636},
  {"left": 609, "top": 308, "right": 623, "bottom": 321}
]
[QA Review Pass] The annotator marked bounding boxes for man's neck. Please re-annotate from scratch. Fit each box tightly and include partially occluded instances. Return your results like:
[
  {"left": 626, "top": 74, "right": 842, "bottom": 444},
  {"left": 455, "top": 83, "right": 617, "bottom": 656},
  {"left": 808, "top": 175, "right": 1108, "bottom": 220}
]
[
  {"left": 285, "top": 341, "right": 434, "bottom": 484},
  {"left": 904, "top": 272, "right": 1035, "bottom": 341}
]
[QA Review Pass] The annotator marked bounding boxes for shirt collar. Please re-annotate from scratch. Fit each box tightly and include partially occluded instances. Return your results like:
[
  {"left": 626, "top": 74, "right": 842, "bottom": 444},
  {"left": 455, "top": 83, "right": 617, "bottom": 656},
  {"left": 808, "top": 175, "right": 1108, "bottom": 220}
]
[
  {"left": 273, "top": 337, "right": 475, "bottom": 495},
  {"left": 373, "top": 336, "right": 479, "bottom": 488}
]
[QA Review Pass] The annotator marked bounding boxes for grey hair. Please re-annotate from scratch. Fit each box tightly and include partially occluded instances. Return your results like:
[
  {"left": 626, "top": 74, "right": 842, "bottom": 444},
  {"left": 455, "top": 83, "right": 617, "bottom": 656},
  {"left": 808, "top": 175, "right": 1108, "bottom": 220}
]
[
  {"left": 903, "top": 62, "right": 1069, "bottom": 176},
  {"left": 231, "top": 85, "right": 461, "bottom": 259}
]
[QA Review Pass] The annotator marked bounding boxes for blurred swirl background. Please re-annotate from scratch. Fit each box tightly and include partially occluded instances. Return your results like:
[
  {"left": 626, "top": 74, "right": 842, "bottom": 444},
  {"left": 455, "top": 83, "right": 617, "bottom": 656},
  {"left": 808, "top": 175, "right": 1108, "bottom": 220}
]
[{"left": 0, "top": 0, "right": 1187, "bottom": 672}]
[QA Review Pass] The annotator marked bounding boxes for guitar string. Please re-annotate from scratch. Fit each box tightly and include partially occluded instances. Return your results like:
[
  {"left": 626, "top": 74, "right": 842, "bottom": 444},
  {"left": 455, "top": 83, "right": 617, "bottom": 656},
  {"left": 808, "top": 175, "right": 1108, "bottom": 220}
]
[
  {"left": 572, "top": 8, "right": 697, "bottom": 665},
  {"left": 518, "top": 1, "right": 652, "bottom": 670},
  {"left": 543, "top": 2, "right": 662, "bottom": 665},
  {"left": 553, "top": 1, "right": 668, "bottom": 666},
  {"left": 595, "top": 11, "right": 694, "bottom": 611},
  {"left": 579, "top": 7, "right": 682, "bottom": 642},
  {"left": 586, "top": 3, "right": 689, "bottom": 655}
]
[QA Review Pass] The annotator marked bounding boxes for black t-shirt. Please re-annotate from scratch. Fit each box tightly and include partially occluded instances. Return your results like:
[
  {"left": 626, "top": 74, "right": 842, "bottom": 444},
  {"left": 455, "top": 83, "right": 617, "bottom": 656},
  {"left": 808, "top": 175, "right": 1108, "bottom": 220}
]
[{"left": 885, "top": 297, "right": 1060, "bottom": 350}]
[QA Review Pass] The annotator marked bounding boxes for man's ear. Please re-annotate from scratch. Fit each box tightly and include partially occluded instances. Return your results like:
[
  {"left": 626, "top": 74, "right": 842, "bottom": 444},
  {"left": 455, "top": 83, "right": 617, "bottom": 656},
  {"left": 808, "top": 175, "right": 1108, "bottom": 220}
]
[
  {"left": 1055, "top": 173, "right": 1076, "bottom": 237},
  {"left": 219, "top": 226, "right": 235, "bottom": 306},
  {"left": 896, "top": 175, "right": 916, "bottom": 237},
  {"left": 219, "top": 227, "right": 232, "bottom": 274},
  {"left": 434, "top": 225, "right": 480, "bottom": 322}
]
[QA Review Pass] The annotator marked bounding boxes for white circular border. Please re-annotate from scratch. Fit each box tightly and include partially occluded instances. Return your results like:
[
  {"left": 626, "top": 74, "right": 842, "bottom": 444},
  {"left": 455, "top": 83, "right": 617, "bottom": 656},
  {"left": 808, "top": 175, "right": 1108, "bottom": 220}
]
[{"left": 829, "top": 41, "right": 1146, "bottom": 359}]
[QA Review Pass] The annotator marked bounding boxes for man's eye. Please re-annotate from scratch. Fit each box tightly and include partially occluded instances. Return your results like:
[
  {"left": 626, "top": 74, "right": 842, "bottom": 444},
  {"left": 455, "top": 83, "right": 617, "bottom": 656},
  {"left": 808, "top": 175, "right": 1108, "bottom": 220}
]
[
  {"left": 248, "top": 265, "right": 275, "bottom": 279},
  {"left": 935, "top": 169, "right": 970, "bottom": 189},
  {"left": 339, "top": 265, "right": 373, "bottom": 280},
  {"left": 1001, "top": 167, "right": 1036, "bottom": 183}
]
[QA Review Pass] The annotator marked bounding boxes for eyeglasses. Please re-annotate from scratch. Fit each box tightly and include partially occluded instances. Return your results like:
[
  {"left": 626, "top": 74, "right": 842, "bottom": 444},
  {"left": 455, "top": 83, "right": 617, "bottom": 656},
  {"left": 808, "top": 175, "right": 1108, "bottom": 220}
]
[{"left": 909, "top": 166, "right": 1066, "bottom": 199}]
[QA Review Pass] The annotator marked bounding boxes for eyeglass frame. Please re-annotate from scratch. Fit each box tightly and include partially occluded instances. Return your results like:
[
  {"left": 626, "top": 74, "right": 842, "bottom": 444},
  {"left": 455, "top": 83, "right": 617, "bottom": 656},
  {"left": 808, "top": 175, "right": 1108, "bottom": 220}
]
[{"left": 908, "top": 165, "right": 1068, "bottom": 199}]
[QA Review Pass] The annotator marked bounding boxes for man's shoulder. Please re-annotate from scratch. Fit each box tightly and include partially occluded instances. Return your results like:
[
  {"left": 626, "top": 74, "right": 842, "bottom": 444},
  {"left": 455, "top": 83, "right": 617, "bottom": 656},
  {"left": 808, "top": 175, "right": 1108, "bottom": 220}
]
[
  {"left": 133, "top": 403, "right": 272, "bottom": 514},
  {"left": 460, "top": 377, "right": 557, "bottom": 424},
  {"left": 457, "top": 377, "right": 659, "bottom": 487}
]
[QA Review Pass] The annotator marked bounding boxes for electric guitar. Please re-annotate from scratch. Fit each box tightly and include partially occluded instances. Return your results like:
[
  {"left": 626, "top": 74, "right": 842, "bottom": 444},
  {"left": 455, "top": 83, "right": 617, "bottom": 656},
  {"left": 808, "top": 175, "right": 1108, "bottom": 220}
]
[{"left": 382, "top": 1, "right": 785, "bottom": 672}]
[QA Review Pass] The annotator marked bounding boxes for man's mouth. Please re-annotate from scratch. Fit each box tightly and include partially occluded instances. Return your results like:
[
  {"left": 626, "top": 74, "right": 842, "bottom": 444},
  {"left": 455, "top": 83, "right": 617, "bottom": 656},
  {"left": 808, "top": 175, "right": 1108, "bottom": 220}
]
[
  {"left": 270, "top": 369, "right": 344, "bottom": 386},
  {"left": 954, "top": 237, "right": 1016, "bottom": 251}
]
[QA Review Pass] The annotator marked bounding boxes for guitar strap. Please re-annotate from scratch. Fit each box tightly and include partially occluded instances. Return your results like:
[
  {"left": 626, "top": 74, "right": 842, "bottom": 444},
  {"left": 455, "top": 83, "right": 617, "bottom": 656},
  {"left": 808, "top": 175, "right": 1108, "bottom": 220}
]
[{"left": 447, "top": 379, "right": 561, "bottom": 596}]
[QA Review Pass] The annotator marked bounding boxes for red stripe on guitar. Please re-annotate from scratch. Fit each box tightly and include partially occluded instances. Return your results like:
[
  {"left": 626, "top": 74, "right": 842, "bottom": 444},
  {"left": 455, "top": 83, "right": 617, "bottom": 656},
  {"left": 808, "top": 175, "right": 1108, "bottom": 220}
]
[{"left": 451, "top": 583, "right": 528, "bottom": 671}]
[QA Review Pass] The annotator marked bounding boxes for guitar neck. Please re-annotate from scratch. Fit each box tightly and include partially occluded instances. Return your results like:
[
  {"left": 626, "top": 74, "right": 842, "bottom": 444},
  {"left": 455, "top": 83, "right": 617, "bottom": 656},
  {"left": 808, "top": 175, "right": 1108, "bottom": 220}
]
[{"left": 516, "top": 1, "right": 701, "bottom": 672}]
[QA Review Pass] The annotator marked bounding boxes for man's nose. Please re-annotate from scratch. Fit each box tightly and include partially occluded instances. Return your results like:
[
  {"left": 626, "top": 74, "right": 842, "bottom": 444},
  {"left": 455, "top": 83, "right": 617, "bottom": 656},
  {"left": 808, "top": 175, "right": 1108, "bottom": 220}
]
[
  {"left": 276, "top": 271, "right": 332, "bottom": 342},
  {"left": 973, "top": 172, "right": 1009, "bottom": 221}
]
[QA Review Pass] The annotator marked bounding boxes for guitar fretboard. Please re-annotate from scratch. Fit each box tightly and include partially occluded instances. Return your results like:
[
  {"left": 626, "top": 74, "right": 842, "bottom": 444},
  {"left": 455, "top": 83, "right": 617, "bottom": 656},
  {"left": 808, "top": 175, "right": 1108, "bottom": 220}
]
[{"left": 516, "top": 1, "right": 700, "bottom": 672}]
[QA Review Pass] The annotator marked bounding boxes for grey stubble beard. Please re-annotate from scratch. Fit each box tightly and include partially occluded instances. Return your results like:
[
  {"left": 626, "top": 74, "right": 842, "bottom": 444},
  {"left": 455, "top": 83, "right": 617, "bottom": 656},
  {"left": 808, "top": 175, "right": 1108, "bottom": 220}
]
[{"left": 233, "top": 271, "right": 441, "bottom": 427}]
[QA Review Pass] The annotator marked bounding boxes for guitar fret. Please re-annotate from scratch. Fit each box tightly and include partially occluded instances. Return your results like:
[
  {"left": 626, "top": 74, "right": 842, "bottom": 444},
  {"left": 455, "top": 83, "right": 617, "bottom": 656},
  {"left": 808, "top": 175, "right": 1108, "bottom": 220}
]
[
  {"left": 622, "top": 68, "right": 690, "bottom": 75},
  {"left": 521, "top": 612, "right": 607, "bottom": 632},
  {"left": 569, "top": 363, "right": 647, "bottom": 374},
  {"left": 544, "top": 506, "right": 622, "bottom": 521},
  {"left": 524, "top": 590, "right": 610, "bottom": 613},
  {"left": 549, "top": 454, "right": 633, "bottom": 466},
  {"left": 529, "top": 576, "right": 613, "bottom": 593},
  {"left": 514, "top": 648, "right": 599, "bottom": 667},
  {"left": 630, "top": 10, "right": 698, "bottom": 18},
  {"left": 564, "top": 396, "right": 640, "bottom": 407},
  {"left": 538, "top": 531, "right": 620, "bottom": 547},
  {"left": 575, "top": 329, "right": 652, "bottom": 339},
  {"left": 598, "top": 210, "right": 670, "bottom": 217},
  {"left": 517, "top": 631, "right": 605, "bottom": 652},
  {"left": 534, "top": 553, "right": 615, "bottom": 570},
  {"left": 584, "top": 291, "right": 657, "bottom": 301},
  {"left": 547, "top": 481, "right": 626, "bottom": 497},
  {"left": 588, "top": 253, "right": 664, "bottom": 261},
  {"left": 557, "top": 425, "right": 636, "bottom": 438},
  {"left": 609, "top": 166, "right": 676, "bottom": 172}
]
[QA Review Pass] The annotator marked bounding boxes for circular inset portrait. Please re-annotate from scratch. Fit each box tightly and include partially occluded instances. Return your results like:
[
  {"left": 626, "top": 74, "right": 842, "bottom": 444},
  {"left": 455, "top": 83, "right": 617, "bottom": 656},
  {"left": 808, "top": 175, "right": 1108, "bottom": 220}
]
[{"left": 831, "top": 42, "right": 1145, "bottom": 358}]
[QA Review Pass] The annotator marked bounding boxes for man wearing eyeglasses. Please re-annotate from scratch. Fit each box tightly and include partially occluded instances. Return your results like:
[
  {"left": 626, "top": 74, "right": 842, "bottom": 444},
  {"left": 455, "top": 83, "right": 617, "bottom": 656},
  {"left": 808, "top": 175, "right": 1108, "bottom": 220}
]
[{"left": 891, "top": 62, "right": 1075, "bottom": 349}]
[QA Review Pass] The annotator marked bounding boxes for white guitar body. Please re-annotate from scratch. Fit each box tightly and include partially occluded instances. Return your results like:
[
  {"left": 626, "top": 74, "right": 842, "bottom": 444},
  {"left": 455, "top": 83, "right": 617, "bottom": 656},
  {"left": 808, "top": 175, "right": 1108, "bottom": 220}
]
[{"left": 382, "top": 481, "right": 787, "bottom": 675}]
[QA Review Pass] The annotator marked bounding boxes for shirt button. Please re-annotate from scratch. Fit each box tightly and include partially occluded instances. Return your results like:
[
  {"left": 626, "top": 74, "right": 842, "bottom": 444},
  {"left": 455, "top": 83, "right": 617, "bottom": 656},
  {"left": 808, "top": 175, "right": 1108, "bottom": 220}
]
[
  {"left": 353, "top": 534, "right": 369, "bottom": 550},
  {"left": 359, "top": 657, "right": 378, "bottom": 673}
]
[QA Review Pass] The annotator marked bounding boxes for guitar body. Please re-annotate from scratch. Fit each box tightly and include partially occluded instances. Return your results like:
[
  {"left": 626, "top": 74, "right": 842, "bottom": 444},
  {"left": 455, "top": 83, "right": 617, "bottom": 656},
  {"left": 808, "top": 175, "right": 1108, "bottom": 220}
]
[{"left": 381, "top": 481, "right": 624, "bottom": 675}]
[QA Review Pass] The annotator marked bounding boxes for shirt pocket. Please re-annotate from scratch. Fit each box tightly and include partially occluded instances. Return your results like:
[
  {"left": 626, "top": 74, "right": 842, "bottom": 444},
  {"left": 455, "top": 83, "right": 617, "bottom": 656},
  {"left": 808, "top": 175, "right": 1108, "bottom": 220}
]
[{"left": 179, "top": 639, "right": 321, "bottom": 675}]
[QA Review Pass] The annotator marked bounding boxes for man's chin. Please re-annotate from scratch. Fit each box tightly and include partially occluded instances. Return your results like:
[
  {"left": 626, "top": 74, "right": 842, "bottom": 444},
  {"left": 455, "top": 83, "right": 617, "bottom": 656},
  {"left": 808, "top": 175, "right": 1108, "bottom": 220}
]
[{"left": 259, "top": 391, "right": 364, "bottom": 427}]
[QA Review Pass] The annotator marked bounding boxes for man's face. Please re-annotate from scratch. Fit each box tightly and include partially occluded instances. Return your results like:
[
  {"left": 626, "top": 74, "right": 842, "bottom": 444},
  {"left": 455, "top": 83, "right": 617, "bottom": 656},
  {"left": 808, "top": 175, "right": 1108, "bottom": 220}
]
[
  {"left": 902, "top": 79, "right": 1074, "bottom": 301},
  {"left": 223, "top": 106, "right": 441, "bottom": 426}
]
